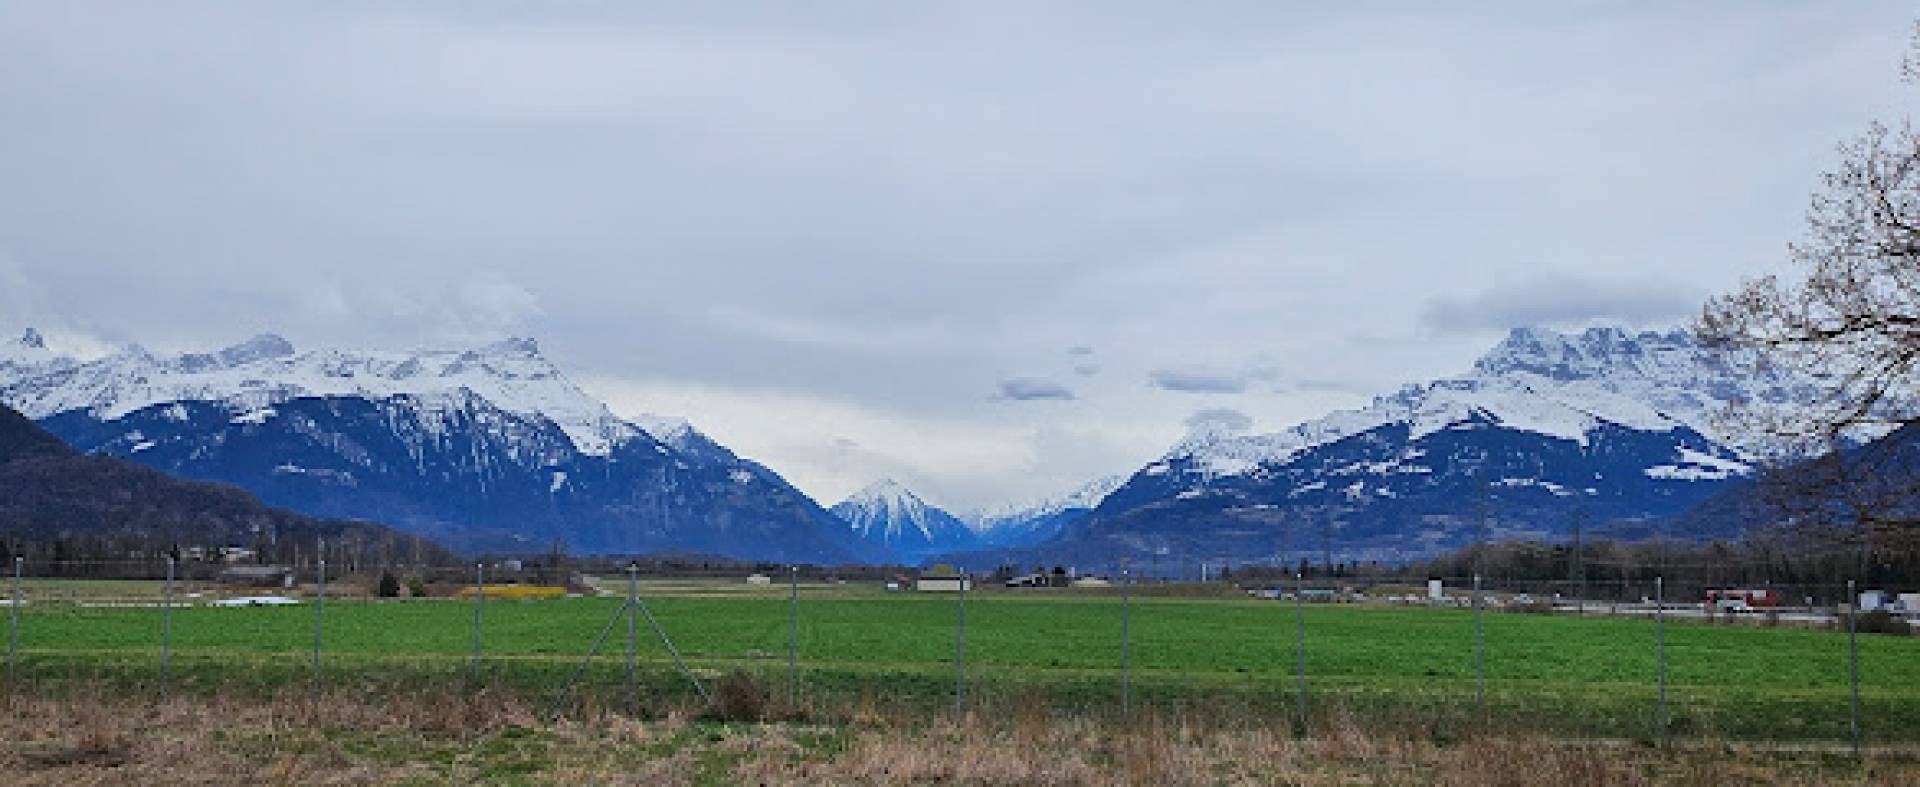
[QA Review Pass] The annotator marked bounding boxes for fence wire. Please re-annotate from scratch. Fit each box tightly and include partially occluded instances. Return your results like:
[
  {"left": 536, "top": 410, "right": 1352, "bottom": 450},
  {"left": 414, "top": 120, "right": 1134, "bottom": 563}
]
[{"left": 0, "top": 559, "right": 1911, "bottom": 750}]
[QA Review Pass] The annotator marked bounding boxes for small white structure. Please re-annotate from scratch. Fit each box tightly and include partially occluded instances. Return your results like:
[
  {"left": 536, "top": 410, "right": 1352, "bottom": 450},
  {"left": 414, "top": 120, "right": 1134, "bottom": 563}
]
[
  {"left": 212, "top": 596, "right": 300, "bottom": 607},
  {"left": 1861, "top": 590, "right": 1888, "bottom": 612},
  {"left": 1898, "top": 593, "right": 1920, "bottom": 613},
  {"left": 1071, "top": 576, "right": 1112, "bottom": 588},
  {"left": 915, "top": 575, "right": 971, "bottom": 592},
  {"left": 1427, "top": 578, "right": 1445, "bottom": 601},
  {"left": 746, "top": 573, "right": 772, "bottom": 585}
]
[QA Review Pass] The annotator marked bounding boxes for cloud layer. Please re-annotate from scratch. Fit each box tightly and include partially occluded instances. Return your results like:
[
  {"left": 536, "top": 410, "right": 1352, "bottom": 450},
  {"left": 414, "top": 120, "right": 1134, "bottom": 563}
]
[
  {"left": 1421, "top": 275, "right": 1704, "bottom": 335},
  {"left": 0, "top": 2, "right": 1910, "bottom": 509},
  {"left": 996, "top": 378, "right": 1077, "bottom": 401},
  {"left": 1149, "top": 368, "right": 1249, "bottom": 394}
]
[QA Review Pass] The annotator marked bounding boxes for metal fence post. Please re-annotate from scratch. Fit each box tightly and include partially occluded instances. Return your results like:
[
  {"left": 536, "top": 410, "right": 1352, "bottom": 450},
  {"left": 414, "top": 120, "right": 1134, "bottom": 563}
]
[
  {"left": 787, "top": 566, "right": 799, "bottom": 709},
  {"left": 1473, "top": 572, "right": 1485, "bottom": 719},
  {"left": 954, "top": 571, "right": 968, "bottom": 718},
  {"left": 1294, "top": 571, "right": 1307, "bottom": 733},
  {"left": 1656, "top": 575, "right": 1667, "bottom": 745},
  {"left": 470, "top": 563, "right": 485, "bottom": 684},
  {"left": 549, "top": 597, "right": 633, "bottom": 718},
  {"left": 1120, "top": 561, "right": 1131, "bottom": 717},
  {"left": 313, "top": 558, "right": 326, "bottom": 691},
  {"left": 7, "top": 556, "right": 19, "bottom": 693},
  {"left": 626, "top": 564, "right": 639, "bottom": 714},
  {"left": 1848, "top": 578, "right": 1861, "bottom": 759},
  {"left": 161, "top": 556, "right": 174, "bottom": 693}
]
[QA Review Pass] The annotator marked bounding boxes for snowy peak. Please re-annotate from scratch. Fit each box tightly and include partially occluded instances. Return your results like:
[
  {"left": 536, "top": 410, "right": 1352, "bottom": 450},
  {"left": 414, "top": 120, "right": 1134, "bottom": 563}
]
[
  {"left": 831, "top": 479, "right": 977, "bottom": 560},
  {"left": 1472, "top": 325, "right": 1700, "bottom": 382},
  {"left": 174, "top": 333, "right": 296, "bottom": 373},
  {"left": 1158, "top": 324, "right": 1808, "bottom": 481},
  {"left": 631, "top": 414, "right": 738, "bottom": 465},
  {"left": 0, "top": 332, "right": 646, "bottom": 456},
  {"left": 1, "top": 329, "right": 57, "bottom": 371},
  {"left": 974, "top": 474, "right": 1126, "bottom": 531},
  {"left": 839, "top": 478, "right": 929, "bottom": 519}
]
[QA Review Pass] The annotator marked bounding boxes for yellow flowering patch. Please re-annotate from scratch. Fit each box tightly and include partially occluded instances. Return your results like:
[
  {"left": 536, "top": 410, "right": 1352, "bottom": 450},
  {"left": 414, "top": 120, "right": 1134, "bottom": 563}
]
[{"left": 455, "top": 584, "right": 567, "bottom": 599}]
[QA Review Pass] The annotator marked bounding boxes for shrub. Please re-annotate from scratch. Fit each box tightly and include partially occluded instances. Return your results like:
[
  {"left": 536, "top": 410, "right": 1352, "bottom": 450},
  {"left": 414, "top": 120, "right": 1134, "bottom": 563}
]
[
  {"left": 710, "top": 669, "right": 770, "bottom": 722},
  {"left": 376, "top": 571, "right": 401, "bottom": 598},
  {"left": 1851, "top": 610, "right": 1913, "bottom": 636}
]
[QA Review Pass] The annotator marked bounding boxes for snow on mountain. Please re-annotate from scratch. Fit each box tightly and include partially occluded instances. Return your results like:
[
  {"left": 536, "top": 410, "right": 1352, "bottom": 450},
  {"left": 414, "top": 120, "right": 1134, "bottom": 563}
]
[
  {"left": 981, "top": 324, "right": 1825, "bottom": 565},
  {"left": 0, "top": 329, "right": 888, "bottom": 562},
  {"left": 629, "top": 413, "right": 738, "bottom": 464},
  {"left": 960, "top": 474, "right": 1127, "bottom": 550},
  {"left": 973, "top": 474, "right": 1127, "bottom": 529},
  {"left": 0, "top": 332, "right": 644, "bottom": 456},
  {"left": 1154, "top": 326, "right": 1809, "bottom": 483},
  {"left": 831, "top": 479, "right": 979, "bottom": 561},
  {"left": 0, "top": 329, "right": 63, "bottom": 375}
]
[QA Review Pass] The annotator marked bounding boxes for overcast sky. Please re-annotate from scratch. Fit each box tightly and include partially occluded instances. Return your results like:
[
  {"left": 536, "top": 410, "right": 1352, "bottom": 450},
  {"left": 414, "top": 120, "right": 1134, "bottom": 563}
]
[{"left": 0, "top": 2, "right": 1913, "bottom": 512}]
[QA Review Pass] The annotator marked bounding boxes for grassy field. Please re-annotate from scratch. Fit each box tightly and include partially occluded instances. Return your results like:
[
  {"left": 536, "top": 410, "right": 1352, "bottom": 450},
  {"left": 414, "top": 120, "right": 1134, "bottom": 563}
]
[{"left": 6, "top": 579, "right": 1917, "bottom": 743}]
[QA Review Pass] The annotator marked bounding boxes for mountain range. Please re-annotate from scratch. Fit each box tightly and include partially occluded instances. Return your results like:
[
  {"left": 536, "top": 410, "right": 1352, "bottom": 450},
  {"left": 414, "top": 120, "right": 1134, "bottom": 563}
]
[
  {"left": 965, "top": 475, "right": 1128, "bottom": 549},
  {"left": 0, "top": 331, "right": 881, "bottom": 563},
  {"left": 0, "top": 324, "right": 1821, "bottom": 567},
  {"left": 0, "top": 398, "right": 445, "bottom": 563},
  {"left": 945, "top": 326, "right": 1817, "bottom": 569}
]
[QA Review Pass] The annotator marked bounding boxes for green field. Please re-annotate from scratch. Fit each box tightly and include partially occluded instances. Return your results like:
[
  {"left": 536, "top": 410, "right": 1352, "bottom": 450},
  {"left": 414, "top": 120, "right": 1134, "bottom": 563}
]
[{"left": 6, "top": 580, "right": 1916, "bottom": 743}]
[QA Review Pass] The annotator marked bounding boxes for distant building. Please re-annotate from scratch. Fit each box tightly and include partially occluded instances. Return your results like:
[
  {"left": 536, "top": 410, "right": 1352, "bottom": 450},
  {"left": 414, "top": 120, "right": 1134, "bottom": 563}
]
[
  {"left": 746, "top": 573, "right": 772, "bottom": 585},
  {"left": 916, "top": 574, "right": 971, "bottom": 592},
  {"left": 1071, "top": 576, "right": 1112, "bottom": 588}
]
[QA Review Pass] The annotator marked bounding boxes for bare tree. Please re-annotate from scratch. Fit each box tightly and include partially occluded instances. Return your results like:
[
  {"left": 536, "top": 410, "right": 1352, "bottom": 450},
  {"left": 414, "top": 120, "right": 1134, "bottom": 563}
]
[{"left": 1698, "top": 24, "right": 1920, "bottom": 544}]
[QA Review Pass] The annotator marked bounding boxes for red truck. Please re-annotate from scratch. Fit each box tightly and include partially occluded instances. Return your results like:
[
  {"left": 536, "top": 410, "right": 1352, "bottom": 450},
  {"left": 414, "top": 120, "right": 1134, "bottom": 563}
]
[{"left": 1706, "top": 588, "right": 1783, "bottom": 612}]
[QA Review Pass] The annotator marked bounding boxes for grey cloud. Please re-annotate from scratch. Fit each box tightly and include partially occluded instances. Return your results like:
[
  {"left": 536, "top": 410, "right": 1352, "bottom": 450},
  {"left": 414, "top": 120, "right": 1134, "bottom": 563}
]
[
  {"left": 995, "top": 377, "right": 1076, "bottom": 401},
  {"left": 1293, "top": 378, "right": 1364, "bottom": 394},
  {"left": 1422, "top": 275, "right": 1703, "bottom": 336},
  {"left": 0, "top": 2, "right": 1907, "bottom": 510},
  {"left": 1149, "top": 367, "right": 1247, "bottom": 394},
  {"left": 1184, "top": 407, "right": 1253, "bottom": 434}
]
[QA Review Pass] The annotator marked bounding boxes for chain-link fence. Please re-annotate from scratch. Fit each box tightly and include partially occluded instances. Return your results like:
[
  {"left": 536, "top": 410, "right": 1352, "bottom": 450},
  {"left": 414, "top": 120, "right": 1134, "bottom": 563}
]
[{"left": 3, "top": 558, "right": 1915, "bottom": 751}]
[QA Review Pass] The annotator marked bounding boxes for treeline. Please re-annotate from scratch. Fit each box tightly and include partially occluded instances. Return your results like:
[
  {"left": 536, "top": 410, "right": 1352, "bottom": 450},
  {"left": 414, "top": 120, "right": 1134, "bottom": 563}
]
[
  {"left": 1223, "top": 528, "right": 1920, "bottom": 604},
  {"left": 0, "top": 529, "right": 457, "bottom": 578}
]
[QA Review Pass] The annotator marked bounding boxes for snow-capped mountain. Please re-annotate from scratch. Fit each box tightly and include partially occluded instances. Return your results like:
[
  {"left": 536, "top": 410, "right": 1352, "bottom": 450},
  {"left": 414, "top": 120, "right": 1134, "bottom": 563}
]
[
  {"left": 0, "top": 330, "right": 881, "bottom": 563},
  {"left": 2, "top": 333, "right": 641, "bottom": 456},
  {"left": 967, "top": 475, "right": 1126, "bottom": 548},
  {"left": 1023, "top": 325, "right": 1816, "bottom": 565},
  {"left": 830, "top": 479, "right": 979, "bottom": 563},
  {"left": 1153, "top": 326, "right": 1807, "bottom": 484}
]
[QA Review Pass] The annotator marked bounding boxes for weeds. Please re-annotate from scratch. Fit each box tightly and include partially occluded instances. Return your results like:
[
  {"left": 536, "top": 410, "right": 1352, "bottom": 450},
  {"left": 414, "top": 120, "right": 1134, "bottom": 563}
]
[{"left": 0, "top": 685, "right": 1913, "bottom": 785}]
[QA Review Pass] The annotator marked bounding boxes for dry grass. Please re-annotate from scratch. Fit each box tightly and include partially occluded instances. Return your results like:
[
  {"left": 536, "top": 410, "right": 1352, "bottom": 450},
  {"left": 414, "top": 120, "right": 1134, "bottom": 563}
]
[{"left": 0, "top": 690, "right": 1910, "bottom": 786}]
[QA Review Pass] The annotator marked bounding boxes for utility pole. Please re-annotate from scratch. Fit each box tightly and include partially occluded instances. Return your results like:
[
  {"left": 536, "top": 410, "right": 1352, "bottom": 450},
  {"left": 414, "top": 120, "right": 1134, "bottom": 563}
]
[
  {"left": 1476, "top": 475, "right": 1490, "bottom": 580},
  {"left": 1321, "top": 514, "right": 1333, "bottom": 578},
  {"left": 1120, "top": 560, "right": 1131, "bottom": 717},
  {"left": 625, "top": 563, "right": 639, "bottom": 715},
  {"left": 1571, "top": 505, "right": 1586, "bottom": 615},
  {"left": 787, "top": 565, "right": 799, "bottom": 709}
]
